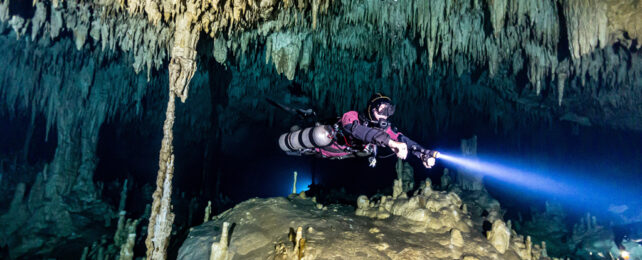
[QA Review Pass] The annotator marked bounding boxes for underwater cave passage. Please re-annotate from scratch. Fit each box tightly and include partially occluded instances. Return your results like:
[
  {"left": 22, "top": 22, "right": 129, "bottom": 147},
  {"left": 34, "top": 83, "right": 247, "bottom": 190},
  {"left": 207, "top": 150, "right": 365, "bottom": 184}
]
[{"left": 0, "top": 0, "right": 641, "bottom": 259}]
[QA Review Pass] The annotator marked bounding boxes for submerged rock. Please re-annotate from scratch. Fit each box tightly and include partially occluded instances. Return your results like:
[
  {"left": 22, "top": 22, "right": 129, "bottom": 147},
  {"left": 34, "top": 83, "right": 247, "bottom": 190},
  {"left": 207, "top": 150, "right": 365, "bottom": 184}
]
[{"left": 179, "top": 195, "right": 546, "bottom": 259}]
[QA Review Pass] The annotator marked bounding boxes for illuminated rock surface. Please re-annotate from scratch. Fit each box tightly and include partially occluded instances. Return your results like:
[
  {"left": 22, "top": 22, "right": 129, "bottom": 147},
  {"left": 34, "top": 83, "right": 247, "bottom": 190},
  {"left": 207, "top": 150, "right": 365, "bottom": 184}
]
[{"left": 179, "top": 180, "right": 550, "bottom": 260}]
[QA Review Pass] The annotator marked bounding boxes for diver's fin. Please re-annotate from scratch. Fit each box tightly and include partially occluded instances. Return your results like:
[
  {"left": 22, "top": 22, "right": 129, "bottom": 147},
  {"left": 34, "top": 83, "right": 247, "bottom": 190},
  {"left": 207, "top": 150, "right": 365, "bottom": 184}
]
[
  {"left": 266, "top": 97, "right": 296, "bottom": 114},
  {"left": 265, "top": 98, "right": 316, "bottom": 119}
]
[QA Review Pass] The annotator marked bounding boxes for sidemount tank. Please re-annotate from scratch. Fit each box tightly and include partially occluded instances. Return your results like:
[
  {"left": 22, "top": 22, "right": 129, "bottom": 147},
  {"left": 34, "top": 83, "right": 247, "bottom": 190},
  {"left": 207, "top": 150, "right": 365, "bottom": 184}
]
[{"left": 279, "top": 125, "right": 334, "bottom": 152}]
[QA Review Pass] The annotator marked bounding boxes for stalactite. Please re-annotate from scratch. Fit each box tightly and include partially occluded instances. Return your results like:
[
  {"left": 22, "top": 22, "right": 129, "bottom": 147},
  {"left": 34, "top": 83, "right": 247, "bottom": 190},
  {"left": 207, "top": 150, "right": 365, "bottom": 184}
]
[
  {"left": 0, "top": 0, "right": 9, "bottom": 23},
  {"left": 146, "top": 4, "right": 201, "bottom": 258},
  {"left": 557, "top": 60, "right": 569, "bottom": 106},
  {"left": 488, "top": 0, "right": 507, "bottom": 37},
  {"left": 563, "top": 0, "right": 608, "bottom": 60}
]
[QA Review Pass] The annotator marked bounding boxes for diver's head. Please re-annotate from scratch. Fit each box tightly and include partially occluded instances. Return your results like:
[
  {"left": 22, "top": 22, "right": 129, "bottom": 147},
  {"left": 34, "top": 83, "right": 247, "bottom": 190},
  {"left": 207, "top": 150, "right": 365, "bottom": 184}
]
[{"left": 367, "top": 93, "right": 395, "bottom": 121}]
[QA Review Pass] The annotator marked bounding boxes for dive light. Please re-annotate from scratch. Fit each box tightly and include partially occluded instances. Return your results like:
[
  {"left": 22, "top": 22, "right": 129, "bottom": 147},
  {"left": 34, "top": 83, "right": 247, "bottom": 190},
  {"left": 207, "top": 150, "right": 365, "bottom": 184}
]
[
  {"left": 427, "top": 150, "right": 440, "bottom": 159},
  {"left": 621, "top": 250, "right": 630, "bottom": 260}
]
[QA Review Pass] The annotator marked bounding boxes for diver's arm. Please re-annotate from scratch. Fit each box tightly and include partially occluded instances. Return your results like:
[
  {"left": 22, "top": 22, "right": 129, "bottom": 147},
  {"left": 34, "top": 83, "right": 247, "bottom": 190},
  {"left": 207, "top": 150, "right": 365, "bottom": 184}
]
[
  {"left": 398, "top": 135, "right": 424, "bottom": 152},
  {"left": 397, "top": 133, "right": 435, "bottom": 168},
  {"left": 344, "top": 123, "right": 407, "bottom": 159},
  {"left": 340, "top": 111, "right": 389, "bottom": 146},
  {"left": 341, "top": 111, "right": 407, "bottom": 158},
  {"left": 343, "top": 122, "right": 391, "bottom": 147}
]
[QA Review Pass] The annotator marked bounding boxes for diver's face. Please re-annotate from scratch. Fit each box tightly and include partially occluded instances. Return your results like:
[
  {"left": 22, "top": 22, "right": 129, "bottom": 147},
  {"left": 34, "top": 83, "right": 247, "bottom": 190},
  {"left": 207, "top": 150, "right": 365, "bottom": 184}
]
[{"left": 373, "top": 103, "right": 390, "bottom": 120}]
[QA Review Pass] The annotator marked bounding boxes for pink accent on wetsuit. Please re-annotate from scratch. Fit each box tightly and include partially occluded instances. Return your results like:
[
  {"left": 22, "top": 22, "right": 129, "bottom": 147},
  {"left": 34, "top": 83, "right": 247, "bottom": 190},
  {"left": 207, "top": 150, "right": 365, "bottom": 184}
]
[
  {"left": 341, "top": 111, "right": 359, "bottom": 126},
  {"left": 315, "top": 110, "right": 360, "bottom": 157},
  {"left": 316, "top": 144, "right": 351, "bottom": 157},
  {"left": 316, "top": 110, "right": 402, "bottom": 158},
  {"left": 343, "top": 110, "right": 400, "bottom": 141},
  {"left": 385, "top": 127, "right": 400, "bottom": 141}
]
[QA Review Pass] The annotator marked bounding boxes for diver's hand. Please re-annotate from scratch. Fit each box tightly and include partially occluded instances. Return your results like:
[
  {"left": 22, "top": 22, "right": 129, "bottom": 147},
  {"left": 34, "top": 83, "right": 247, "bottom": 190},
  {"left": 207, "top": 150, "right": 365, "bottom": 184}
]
[
  {"left": 423, "top": 156, "right": 436, "bottom": 168},
  {"left": 388, "top": 140, "right": 408, "bottom": 159}
]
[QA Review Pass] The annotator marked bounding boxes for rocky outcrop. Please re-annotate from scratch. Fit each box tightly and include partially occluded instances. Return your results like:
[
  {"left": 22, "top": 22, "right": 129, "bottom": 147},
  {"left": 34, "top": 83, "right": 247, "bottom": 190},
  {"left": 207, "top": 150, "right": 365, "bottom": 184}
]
[{"left": 179, "top": 194, "right": 547, "bottom": 260}]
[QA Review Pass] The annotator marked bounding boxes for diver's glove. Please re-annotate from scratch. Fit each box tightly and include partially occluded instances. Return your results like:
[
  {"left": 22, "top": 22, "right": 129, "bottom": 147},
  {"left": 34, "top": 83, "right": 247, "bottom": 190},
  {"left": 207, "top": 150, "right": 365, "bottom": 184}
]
[
  {"left": 411, "top": 147, "right": 439, "bottom": 169},
  {"left": 423, "top": 156, "right": 436, "bottom": 168},
  {"left": 388, "top": 140, "right": 408, "bottom": 159}
]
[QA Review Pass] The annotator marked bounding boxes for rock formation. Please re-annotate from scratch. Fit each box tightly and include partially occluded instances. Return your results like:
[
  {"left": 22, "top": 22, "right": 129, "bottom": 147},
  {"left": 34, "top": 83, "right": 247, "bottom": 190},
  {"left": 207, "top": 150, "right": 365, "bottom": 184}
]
[{"left": 180, "top": 177, "right": 549, "bottom": 259}]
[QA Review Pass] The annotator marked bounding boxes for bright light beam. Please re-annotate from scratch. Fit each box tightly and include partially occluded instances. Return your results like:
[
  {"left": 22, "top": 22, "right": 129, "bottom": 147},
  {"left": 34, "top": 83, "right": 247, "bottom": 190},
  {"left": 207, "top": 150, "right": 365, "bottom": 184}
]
[{"left": 438, "top": 153, "right": 581, "bottom": 197}]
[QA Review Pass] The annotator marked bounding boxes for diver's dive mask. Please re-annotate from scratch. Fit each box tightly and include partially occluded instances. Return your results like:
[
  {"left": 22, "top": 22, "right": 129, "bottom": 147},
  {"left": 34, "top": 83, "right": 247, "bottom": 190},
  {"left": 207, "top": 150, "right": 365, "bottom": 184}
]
[
  {"left": 372, "top": 102, "right": 395, "bottom": 128},
  {"left": 376, "top": 103, "right": 396, "bottom": 117}
]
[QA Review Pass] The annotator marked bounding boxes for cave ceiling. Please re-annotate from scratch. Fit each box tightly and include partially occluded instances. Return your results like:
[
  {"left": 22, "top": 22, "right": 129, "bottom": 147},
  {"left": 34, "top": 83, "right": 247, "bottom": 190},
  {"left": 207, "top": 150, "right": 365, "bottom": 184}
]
[{"left": 0, "top": 0, "right": 641, "bottom": 134}]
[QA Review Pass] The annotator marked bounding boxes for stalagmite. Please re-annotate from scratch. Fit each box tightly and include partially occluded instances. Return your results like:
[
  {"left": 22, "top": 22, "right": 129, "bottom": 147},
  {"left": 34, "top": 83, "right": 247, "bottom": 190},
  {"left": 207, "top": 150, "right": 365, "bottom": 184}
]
[
  {"left": 119, "top": 179, "right": 129, "bottom": 212},
  {"left": 526, "top": 236, "right": 532, "bottom": 257},
  {"left": 204, "top": 200, "right": 212, "bottom": 223},
  {"left": 8, "top": 183, "right": 25, "bottom": 213},
  {"left": 115, "top": 211, "right": 128, "bottom": 247},
  {"left": 119, "top": 219, "right": 139, "bottom": 260},
  {"left": 146, "top": 4, "right": 201, "bottom": 258},
  {"left": 450, "top": 228, "right": 464, "bottom": 247},
  {"left": 441, "top": 168, "right": 451, "bottom": 189},
  {"left": 80, "top": 246, "right": 89, "bottom": 260},
  {"left": 457, "top": 136, "right": 483, "bottom": 191},
  {"left": 210, "top": 222, "right": 230, "bottom": 260},
  {"left": 145, "top": 74, "right": 179, "bottom": 260},
  {"left": 293, "top": 226, "right": 305, "bottom": 258},
  {"left": 487, "top": 219, "right": 511, "bottom": 254},
  {"left": 392, "top": 179, "right": 403, "bottom": 199},
  {"left": 355, "top": 195, "right": 370, "bottom": 216},
  {"left": 292, "top": 171, "right": 298, "bottom": 194}
]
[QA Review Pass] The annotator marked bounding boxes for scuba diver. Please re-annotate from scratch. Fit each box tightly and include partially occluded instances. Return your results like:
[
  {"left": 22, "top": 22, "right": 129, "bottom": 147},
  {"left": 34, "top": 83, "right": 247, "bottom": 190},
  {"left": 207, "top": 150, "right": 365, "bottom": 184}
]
[
  {"left": 275, "top": 93, "right": 439, "bottom": 168},
  {"left": 614, "top": 222, "right": 642, "bottom": 260}
]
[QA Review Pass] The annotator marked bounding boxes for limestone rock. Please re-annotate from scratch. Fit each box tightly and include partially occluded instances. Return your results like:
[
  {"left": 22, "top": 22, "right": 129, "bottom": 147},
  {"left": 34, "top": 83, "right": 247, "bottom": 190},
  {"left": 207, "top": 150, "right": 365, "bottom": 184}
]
[
  {"left": 267, "top": 32, "right": 305, "bottom": 80},
  {"left": 451, "top": 228, "right": 464, "bottom": 247},
  {"left": 179, "top": 197, "right": 530, "bottom": 259},
  {"left": 487, "top": 219, "right": 511, "bottom": 254}
]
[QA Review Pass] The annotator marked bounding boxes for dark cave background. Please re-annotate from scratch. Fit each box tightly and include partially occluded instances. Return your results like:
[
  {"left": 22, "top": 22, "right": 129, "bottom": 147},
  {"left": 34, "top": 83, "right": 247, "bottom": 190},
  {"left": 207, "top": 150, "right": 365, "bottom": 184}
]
[{"left": 3, "top": 60, "right": 640, "bottom": 223}]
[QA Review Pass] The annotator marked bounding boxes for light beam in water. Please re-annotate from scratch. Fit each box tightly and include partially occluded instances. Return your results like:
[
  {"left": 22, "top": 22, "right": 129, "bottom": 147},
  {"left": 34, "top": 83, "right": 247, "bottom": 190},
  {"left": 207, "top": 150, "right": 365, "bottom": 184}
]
[{"left": 438, "top": 152, "right": 580, "bottom": 197}]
